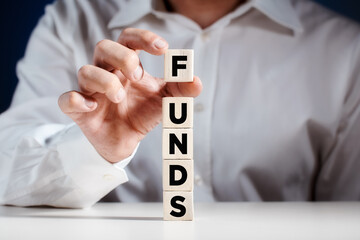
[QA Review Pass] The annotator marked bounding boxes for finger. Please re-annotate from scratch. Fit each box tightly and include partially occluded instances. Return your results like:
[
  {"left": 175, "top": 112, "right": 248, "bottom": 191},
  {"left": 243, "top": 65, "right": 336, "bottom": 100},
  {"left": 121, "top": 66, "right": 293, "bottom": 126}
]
[
  {"left": 78, "top": 65, "right": 126, "bottom": 103},
  {"left": 118, "top": 28, "right": 168, "bottom": 55},
  {"left": 165, "top": 76, "right": 203, "bottom": 97},
  {"left": 58, "top": 91, "right": 97, "bottom": 114},
  {"left": 94, "top": 39, "right": 144, "bottom": 82}
]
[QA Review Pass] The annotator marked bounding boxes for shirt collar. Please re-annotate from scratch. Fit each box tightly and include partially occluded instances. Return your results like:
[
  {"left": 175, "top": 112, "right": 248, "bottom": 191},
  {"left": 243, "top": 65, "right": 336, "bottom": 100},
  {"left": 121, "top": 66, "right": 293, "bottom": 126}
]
[
  {"left": 107, "top": 0, "right": 153, "bottom": 29},
  {"left": 253, "top": 0, "right": 304, "bottom": 33},
  {"left": 107, "top": 0, "right": 303, "bottom": 33}
]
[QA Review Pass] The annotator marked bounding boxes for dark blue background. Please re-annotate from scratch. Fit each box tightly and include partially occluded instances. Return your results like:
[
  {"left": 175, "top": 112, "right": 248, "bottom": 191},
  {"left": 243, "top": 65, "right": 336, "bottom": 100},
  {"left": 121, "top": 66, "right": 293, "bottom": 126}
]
[{"left": 0, "top": 1, "right": 359, "bottom": 113}]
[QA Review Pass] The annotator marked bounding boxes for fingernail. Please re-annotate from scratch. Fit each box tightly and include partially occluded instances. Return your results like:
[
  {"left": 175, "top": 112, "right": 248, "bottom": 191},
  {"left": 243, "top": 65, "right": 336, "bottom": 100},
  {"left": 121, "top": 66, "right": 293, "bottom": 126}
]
[
  {"left": 153, "top": 39, "right": 167, "bottom": 49},
  {"left": 116, "top": 88, "right": 126, "bottom": 102},
  {"left": 84, "top": 99, "right": 95, "bottom": 108},
  {"left": 133, "top": 65, "right": 143, "bottom": 81}
]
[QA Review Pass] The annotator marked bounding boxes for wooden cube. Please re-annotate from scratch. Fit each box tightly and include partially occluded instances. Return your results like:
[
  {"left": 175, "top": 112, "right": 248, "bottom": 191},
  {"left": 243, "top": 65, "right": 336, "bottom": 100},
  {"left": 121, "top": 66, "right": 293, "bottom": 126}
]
[
  {"left": 162, "top": 97, "right": 193, "bottom": 129},
  {"left": 162, "top": 129, "right": 193, "bottom": 159},
  {"left": 163, "top": 160, "right": 193, "bottom": 191},
  {"left": 163, "top": 191, "right": 194, "bottom": 221},
  {"left": 164, "top": 49, "right": 194, "bottom": 82}
]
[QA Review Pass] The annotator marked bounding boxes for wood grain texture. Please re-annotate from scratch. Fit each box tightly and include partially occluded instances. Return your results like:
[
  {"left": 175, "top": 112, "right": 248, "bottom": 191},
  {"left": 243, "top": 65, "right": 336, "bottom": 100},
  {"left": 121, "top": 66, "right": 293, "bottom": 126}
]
[
  {"left": 163, "top": 191, "right": 194, "bottom": 221},
  {"left": 162, "top": 128, "right": 193, "bottom": 159},
  {"left": 162, "top": 97, "right": 194, "bottom": 129},
  {"left": 163, "top": 159, "right": 193, "bottom": 191},
  {"left": 164, "top": 49, "right": 194, "bottom": 82}
]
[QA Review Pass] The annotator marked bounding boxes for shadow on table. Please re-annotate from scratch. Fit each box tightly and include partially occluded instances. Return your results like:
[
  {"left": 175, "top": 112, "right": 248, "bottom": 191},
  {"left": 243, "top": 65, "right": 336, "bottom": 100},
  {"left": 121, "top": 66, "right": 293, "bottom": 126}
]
[
  {"left": 3, "top": 214, "right": 162, "bottom": 221},
  {"left": 0, "top": 205, "right": 162, "bottom": 221}
]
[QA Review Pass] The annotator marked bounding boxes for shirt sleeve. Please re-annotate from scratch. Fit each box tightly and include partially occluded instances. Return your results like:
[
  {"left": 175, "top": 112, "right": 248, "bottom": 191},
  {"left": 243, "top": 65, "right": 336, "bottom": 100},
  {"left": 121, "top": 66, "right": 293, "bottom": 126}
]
[
  {"left": 316, "top": 35, "right": 360, "bottom": 200},
  {"left": 0, "top": 1, "right": 135, "bottom": 208}
]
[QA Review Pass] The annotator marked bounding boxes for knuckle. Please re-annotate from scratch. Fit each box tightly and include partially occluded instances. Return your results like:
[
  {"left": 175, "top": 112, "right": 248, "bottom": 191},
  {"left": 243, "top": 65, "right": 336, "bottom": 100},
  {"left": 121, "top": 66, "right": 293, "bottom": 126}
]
[
  {"left": 121, "top": 27, "right": 134, "bottom": 36},
  {"left": 103, "top": 80, "right": 117, "bottom": 93},
  {"left": 67, "top": 92, "right": 80, "bottom": 108},
  {"left": 122, "top": 51, "right": 139, "bottom": 68},
  {"left": 95, "top": 39, "right": 110, "bottom": 52},
  {"left": 140, "top": 30, "right": 155, "bottom": 42},
  {"left": 78, "top": 65, "right": 92, "bottom": 79},
  {"left": 118, "top": 28, "right": 133, "bottom": 42}
]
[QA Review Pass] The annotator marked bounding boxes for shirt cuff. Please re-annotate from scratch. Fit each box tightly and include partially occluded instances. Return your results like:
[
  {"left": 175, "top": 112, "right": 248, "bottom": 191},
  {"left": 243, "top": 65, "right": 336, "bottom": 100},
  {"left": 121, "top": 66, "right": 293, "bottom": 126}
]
[
  {"left": 113, "top": 142, "right": 140, "bottom": 170},
  {"left": 55, "top": 124, "right": 131, "bottom": 208}
]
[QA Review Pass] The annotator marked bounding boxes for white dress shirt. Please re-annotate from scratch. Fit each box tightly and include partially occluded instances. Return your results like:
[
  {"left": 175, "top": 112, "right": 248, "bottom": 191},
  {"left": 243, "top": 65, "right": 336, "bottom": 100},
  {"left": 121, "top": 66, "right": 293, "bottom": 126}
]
[{"left": 0, "top": 0, "right": 360, "bottom": 208}]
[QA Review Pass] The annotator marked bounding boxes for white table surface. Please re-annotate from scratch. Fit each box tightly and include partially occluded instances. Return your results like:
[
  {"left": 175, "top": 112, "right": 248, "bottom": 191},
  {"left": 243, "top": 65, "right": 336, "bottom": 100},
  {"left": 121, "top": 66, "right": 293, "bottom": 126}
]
[{"left": 0, "top": 202, "right": 359, "bottom": 240}]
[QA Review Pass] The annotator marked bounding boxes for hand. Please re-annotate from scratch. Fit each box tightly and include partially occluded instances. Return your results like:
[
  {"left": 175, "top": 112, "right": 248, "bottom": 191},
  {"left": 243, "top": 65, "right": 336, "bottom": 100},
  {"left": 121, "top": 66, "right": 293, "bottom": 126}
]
[{"left": 58, "top": 28, "right": 202, "bottom": 163}]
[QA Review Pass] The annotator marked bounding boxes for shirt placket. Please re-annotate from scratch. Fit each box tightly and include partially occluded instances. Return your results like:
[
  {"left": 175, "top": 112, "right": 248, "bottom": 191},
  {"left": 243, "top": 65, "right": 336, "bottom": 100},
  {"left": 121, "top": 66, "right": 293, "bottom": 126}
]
[{"left": 191, "top": 27, "right": 225, "bottom": 202}]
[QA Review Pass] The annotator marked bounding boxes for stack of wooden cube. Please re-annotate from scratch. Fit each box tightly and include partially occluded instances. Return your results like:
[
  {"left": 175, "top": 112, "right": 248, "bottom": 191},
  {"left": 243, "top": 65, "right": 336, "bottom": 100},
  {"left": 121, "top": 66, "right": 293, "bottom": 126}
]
[{"left": 162, "top": 49, "right": 194, "bottom": 221}]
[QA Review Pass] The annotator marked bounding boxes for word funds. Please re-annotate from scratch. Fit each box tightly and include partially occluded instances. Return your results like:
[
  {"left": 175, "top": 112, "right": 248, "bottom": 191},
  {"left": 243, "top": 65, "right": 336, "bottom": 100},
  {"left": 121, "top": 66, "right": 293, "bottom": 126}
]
[{"left": 163, "top": 49, "right": 194, "bottom": 221}]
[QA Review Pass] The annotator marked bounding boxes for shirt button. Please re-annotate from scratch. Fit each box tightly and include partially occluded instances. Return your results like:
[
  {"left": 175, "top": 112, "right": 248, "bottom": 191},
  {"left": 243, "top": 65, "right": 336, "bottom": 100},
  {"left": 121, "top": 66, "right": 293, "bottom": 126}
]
[
  {"left": 194, "top": 175, "right": 203, "bottom": 186},
  {"left": 194, "top": 103, "right": 204, "bottom": 112},
  {"left": 103, "top": 174, "right": 115, "bottom": 181},
  {"left": 201, "top": 32, "right": 210, "bottom": 41}
]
